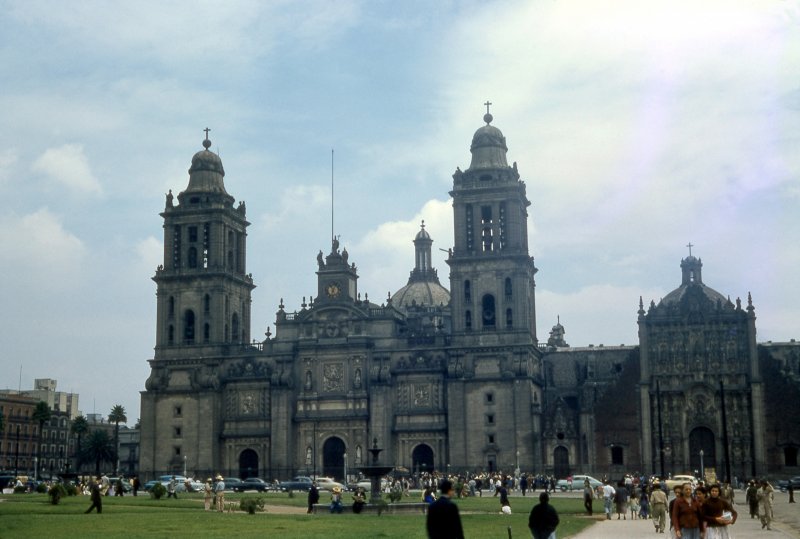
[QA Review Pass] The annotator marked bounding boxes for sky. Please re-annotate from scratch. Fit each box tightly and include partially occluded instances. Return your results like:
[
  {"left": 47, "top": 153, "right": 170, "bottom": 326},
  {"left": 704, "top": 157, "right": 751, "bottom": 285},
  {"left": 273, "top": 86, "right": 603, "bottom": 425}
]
[{"left": 1, "top": 0, "right": 798, "bottom": 425}]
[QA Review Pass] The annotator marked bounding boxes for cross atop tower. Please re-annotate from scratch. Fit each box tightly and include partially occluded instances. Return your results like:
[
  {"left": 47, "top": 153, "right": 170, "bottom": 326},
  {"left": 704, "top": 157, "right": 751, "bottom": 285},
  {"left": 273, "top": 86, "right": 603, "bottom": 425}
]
[
  {"left": 484, "top": 100, "right": 492, "bottom": 115},
  {"left": 686, "top": 242, "right": 694, "bottom": 257},
  {"left": 204, "top": 127, "right": 211, "bottom": 140}
]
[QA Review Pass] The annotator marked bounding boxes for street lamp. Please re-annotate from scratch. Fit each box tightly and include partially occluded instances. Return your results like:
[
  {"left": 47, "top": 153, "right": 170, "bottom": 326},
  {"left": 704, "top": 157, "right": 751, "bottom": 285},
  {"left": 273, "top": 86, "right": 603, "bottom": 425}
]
[
  {"left": 343, "top": 452, "right": 348, "bottom": 484},
  {"left": 183, "top": 455, "right": 187, "bottom": 477},
  {"left": 34, "top": 457, "right": 38, "bottom": 482},
  {"left": 515, "top": 450, "right": 521, "bottom": 477},
  {"left": 699, "top": 450, "right": 705, "bottom": 482},
  {"left": 14, "top": 425, "right": 20, "bottom": 478}
]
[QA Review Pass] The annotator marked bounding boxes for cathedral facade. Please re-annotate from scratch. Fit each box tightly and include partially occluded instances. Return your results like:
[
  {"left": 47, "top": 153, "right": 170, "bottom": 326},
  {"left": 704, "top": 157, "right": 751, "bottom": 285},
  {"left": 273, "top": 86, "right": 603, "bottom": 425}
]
[{"left": 139, "top": 114, "right": 800, "bottom": 482}]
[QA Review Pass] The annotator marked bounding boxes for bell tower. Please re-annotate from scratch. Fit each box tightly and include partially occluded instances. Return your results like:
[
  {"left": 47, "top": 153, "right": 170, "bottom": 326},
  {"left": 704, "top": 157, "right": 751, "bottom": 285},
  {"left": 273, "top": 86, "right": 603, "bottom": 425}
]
[
  {"left": 153, "top": 132, "right": 255, "bottom": 354},
  {"left": 447, "top": 106, "right": 538, "bottom": 339}
]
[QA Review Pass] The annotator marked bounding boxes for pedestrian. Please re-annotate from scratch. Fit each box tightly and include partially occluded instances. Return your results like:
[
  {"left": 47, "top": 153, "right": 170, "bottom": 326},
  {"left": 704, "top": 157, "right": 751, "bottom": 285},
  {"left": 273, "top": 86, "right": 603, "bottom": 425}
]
[
  {"left": 203, "top": 478, "right": 213, "bottom": 511},
  {"left": 650, "top": 480, "right": 668, "bottom": 533},
  {"left": 702, "top": 483, "right": 737, "bottom": 539},
  {"left": 497, "top": 481, "right": 511, "bottom": 514},
  {"left": 745, "top": 480, "right": 758, "bottom": 518},
  {"left": 131, "top": 476, "right": 139, "bottom": 496},
  {"left": 352, "top": 487, "right": 366, "bottom": 514},
  {"left": 789, "top": 480, "right": 795, "bottom": 503},
  {"left": 114, "top": 478, "right": 124, "bottom": 497},
  {"left": 84, "top": 478, "right": 102, "bottom": 514},
  {"left": 601, "top": 481, "right": 616, "bottom": 520},
  {"left": 521, "top": 474, "right": 528, "bottom": 496},
  {"left": 214, "top": 475, "right": 226, "bottom": 512},
  {"left": 307, "top": 482, "right": 320, "bottom": 514},
  {"left": 757, "top": 480, "right": 774, "bottom": 531},
  {"left": 167, "top": 475, "right": 178, "bottom": 499},
  {"left": 583, "top": 478, "right": 593, "bottom": 515},
  {"left": 615, "top": 481, "right": 629, "bottom": 519},
  {"left": 671, "top": 482, "right": 702, "bottom": 539},
  {"left": 426, "top": 479, "right": 464, "bottom": 539},
  {"left": 528, "top": 491, "right": 559, "bottom": 539}
]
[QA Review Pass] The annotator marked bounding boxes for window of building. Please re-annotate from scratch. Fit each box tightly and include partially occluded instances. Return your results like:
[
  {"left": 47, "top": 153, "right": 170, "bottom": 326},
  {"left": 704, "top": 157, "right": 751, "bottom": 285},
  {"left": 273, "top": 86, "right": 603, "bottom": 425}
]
[
  {"left": 172, "top": 225, "right": 181, "bottom": 268},
  {"left": 486, "top": 414, "right": 494, "bottom": 425},
  {"left": 168, "top": 296, "right": 175, "bottom": 317},
  {"left": 188, "top": 246, "right": 198, "bottom": 268},
  {"left": 485, "top": 392, "right": 494, "bottom": 404},
  {"left": 168, "top": 325, "right": 175, "bottom": 345},
  {"left": 174, "top": 446, "right": 181, "bottom": 456},
  {"left": 465, "top": 310, "right": 472, "bottom": 330},
  {"left": 204, "top": 294, "right": 210, "bottom": 313},
  {"left": 488, "top": 434, "right": 495, "bottom": 444},
  {"left": 611, "top": 446, "right": 624, "bottom": 465},
  {"left": 498, "top": 202, "right": 506, "bottom": 249},
  {"left": 482, "top": 294, "right": 496, "bottom": 328},
  {"left": 174, "top": 406, "right": 182, "bottom": 417},
  {"left": 184, "top": 310, "right": 195, "bottom": 343},
  {"left": 174, "top": 427, "right": 182, "bottom": 438},
  {"left": 481, "top": 205, "right": 493, "bottom": 252},
  {"left": 786, "top": 446, "right": 799, "bottom": 467},
  {"left": 464, "top": 280, "right": 471, "bottom": 302},
  {"left": 203, "top": 323, "right": 210, "bottom": 343},
  {"left": 232, "top": 313, "right": 240, "bottom": 344},
  {"left": 203, "top": 223, "right": 210, "bottom": 268},
  {"left": 504, "top": 277, "right": 512, "bottom": 298},
  {"left": 188, "top": 226, "right": 198, "bottom": 243},
  {"left": 506, "top": 308, "right": 513, "bottom": 329}
]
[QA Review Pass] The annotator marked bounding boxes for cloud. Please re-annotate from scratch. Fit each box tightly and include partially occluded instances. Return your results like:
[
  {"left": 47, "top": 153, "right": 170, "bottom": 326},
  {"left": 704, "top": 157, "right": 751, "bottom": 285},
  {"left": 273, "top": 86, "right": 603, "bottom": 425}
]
[
  {"left": 32, "top": 144, "right": 102, "bottom": 195},
  {"left": 0, "top": 148, "right": 18, "bottom": 184},
  {"left": 0, "top": 208, "right": 86, "bottom": 290}
]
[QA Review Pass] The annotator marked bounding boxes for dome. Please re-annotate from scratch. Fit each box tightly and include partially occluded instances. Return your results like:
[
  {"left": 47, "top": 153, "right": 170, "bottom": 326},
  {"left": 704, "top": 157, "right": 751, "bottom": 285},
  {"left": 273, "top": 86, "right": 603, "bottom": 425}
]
[
  {"left": 661, "top": 256, "right": 728, "bottom": 306},
  {"left": 391, "top": 280, "right": 451, "bottom": 311},
  {"left": 415, "top": 226, "right": 431, "bottom": 241},
  {"left": 183, "top": 137, "right": 229, "bottom": 196},
  {"left": 468, "top": 113, "right": 509, "bottom": 170}
]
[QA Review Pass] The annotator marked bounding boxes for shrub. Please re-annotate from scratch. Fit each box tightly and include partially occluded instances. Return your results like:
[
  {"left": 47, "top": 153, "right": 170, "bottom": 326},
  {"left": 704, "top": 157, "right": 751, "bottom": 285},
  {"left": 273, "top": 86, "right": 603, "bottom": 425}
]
[
  {"left": 65, "top": 484, "right": 78, "bottom": 496},
  {"left": 388, "top": 488, "right": 403, "bottom": 503},
  {"left": 48, "top": 484, "right": 67, "bottom": 505},
  {"left": 36, "top": 483, "right": 48, "bottom": 493},
  {"left": 13, "top": 486, "right": 26, "bottom": 494},
  {"left": 287, "top": 489, "right": 295, "bottom": 498},
  {"left": 239, "top": 496, "right": 265, "bottom": 514},
  {"left": 150, "top": 482, "right": 166, "bottom": 499},
  {"left": 373, "top": 498, "right": 389, "bottom": 516}
]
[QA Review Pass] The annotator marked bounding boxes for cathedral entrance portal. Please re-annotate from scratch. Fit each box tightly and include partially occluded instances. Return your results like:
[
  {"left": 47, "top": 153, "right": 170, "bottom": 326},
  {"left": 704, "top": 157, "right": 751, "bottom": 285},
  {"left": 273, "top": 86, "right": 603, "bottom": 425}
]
[
  {"left": 689, "top": 427, "right": 716, "bottom": 478},
  {"left": 553, "top": 446, "right": 570, "bottom": 478},
  {"left": 239, "top": 449, "right": 258, "bottom": 479},
  {"left": 323, "top": 437, "right": 346, "bottom": 480},
  {"left": 412, "top": 444, "right": 434, "bottom": 474}
]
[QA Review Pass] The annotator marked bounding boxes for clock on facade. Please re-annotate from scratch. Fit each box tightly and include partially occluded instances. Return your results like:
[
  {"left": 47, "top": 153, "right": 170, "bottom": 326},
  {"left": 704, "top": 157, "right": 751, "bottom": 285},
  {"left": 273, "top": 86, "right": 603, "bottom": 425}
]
[{"left": 326, "top": 281, "right": 341, "bottom": 298}]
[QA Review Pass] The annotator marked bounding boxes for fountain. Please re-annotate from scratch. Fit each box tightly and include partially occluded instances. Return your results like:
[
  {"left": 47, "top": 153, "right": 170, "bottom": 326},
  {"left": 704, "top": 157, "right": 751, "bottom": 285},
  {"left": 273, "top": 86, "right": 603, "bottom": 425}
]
[{"left": 357, "top": 437, "right": 394, "bottom": 504}]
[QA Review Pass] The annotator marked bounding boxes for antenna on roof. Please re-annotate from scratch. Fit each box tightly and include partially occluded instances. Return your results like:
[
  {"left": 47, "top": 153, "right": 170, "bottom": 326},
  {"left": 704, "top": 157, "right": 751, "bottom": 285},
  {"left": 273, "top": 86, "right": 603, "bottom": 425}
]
[{"left": 331, "top": 148, "right": 334, "bottom": 244}]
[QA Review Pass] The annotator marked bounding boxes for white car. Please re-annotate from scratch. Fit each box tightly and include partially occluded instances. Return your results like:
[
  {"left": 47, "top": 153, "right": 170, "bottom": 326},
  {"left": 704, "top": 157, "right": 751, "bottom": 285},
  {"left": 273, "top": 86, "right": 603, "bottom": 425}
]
[
  {"left": 664, "top": 474, "right": 698, "bottom": 491},
  {"left": 315, "top": 477, "right": 344, "bottom": 491},
  {"left": 556, "top": 474, "right": 603, "bottom": 491}
]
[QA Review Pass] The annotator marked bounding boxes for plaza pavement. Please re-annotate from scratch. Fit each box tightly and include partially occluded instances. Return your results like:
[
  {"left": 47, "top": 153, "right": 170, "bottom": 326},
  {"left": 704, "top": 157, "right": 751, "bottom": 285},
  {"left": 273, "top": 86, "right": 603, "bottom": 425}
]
[{"left": 555, "top": 489, "right": 800, "bottom": 539}]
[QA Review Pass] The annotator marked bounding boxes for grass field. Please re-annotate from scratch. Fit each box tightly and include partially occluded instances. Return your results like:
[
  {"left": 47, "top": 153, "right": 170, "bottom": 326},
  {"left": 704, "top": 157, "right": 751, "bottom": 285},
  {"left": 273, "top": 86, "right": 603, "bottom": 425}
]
[{"left": 0, "top": 490, "right": 598, "bottom": 538}]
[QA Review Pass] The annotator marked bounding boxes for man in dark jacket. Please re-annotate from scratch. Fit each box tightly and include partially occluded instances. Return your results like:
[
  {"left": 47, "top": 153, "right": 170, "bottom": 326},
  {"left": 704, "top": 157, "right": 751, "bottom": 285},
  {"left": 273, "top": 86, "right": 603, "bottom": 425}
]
[
  {"left": 529, "top": 492, "right": 559, "bottom": 539},
  {"left": 426, "top": 479, "right": 464, "bottom": 539},
  {"left": 307, "top": 482, "right": 320, "bottom": 514},
  {"left": 85, "top": 478, "right": 103, "bottom": 514}
]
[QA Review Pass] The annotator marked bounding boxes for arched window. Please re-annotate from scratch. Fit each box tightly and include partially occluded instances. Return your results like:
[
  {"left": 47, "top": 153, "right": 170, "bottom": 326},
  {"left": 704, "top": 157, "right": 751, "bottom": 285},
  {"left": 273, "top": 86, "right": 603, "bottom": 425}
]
[
  {"left": 611, "top": 446, "right": 624, "bottom": 465},
  {"left": 506, "top": 308, "right": 513, "bottom": 329},
  {"left": 504, "top": 277, "right": 512, "bottom": 298},
  {"left": 232, "top": 313, "right": 240, "bottom": 344},
  {"left": 482, "top": 294, "right": 496, "bottom": 328},
  {"left": 465, "top": 310, "right": 472, "bottom": 330},
  {"left": 184, "top": 310, "right": 195, "bottom": 343},
  {"left": 168, "top": 325, "right": 174, "bottom": 345},
  {"left": 188, "top": 246, "right": 198, "bottom": 268},
  {"left": 203, "top": 323, "right": 210, "bottom": 343},
  {"left": 168, "top": 296, "right": 175, "bottom": 317},
  {"left": 464, "top": 280, "right": 471, "bottom": 302},
  {"left": 204, "top": 294, "right": 210, "bottom": 313}
]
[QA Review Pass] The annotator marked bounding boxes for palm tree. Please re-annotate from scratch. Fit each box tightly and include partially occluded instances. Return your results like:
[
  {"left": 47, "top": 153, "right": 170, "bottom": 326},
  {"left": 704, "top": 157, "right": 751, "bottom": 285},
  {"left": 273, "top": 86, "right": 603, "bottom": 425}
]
[
  {"left": 81, "top": 430, "right": 116, "bottom": 476},
  {"left": 70, "top": 415, "right": 89, "bottom": 473},
  {"left": 32, "top": 401, "right": 51, "bottom": 478},
  {"left": 108, "top": 405, "right": 127, "bottom": 475}
]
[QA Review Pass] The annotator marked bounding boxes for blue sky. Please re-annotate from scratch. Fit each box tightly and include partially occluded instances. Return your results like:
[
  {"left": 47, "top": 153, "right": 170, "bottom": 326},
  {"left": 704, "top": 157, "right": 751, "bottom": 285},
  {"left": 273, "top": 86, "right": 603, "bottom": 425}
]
[{"left": 1, "top": 0, "right": 798, "bottom": 423}]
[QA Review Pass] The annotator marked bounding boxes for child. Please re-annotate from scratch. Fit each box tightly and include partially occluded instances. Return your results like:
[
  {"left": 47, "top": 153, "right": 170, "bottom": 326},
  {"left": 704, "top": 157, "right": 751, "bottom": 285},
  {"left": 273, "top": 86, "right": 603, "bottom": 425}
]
[{"left": 629, "top": 491, "right": 640, "bottom": 520}]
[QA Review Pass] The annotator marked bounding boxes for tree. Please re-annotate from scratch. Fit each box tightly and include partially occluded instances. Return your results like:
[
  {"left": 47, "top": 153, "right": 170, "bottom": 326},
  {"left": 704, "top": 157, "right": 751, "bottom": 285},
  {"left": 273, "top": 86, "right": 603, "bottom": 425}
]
[
  {"left": 108, "top": 405, "right": 127, "bottom": 475},
  {"left": 81, "top": 429, "right": 116, "bottom": 476},
  {"left": 70, "top": 415, "right": 89, "bottom": 472},
  {"left": 32, "top": 401, "right": 52, "bottom": 477}
]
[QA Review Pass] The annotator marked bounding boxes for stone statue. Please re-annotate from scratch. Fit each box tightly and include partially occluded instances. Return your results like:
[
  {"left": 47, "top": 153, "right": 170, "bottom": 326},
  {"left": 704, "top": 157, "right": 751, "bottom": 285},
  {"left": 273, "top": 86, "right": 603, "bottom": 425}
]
[
  {"left": 166, "top": 189, "right": 174, "bottom": 208},
  {"left": 317, "top": 250, "right": 324, "bottom": 268}
]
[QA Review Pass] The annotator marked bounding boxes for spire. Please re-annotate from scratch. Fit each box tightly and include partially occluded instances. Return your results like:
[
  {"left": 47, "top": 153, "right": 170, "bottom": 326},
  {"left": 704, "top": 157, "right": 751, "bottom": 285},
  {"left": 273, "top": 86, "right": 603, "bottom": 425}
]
[
  {"left": 409, "top": 220, "right": 439, "bottom": 284},
  {"left": 468, "top": 104, "right": 509, "bottom": 170}
]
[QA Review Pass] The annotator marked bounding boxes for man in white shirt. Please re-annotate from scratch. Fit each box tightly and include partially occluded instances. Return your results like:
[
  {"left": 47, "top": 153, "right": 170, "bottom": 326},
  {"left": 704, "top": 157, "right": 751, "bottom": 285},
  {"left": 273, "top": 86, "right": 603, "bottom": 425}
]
[
  {"left": 214, "top": 475, "right": 226, "bottom": 512},
  {"left": 602, "top": 481, "right": 616, "bottom": 520}
]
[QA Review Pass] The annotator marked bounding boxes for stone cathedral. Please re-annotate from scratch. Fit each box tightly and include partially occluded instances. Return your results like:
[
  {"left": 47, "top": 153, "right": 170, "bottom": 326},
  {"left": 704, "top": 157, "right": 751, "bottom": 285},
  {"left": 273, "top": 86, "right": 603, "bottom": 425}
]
[{"left": 139, "top": 112, "right": 800, "bottom": 482}]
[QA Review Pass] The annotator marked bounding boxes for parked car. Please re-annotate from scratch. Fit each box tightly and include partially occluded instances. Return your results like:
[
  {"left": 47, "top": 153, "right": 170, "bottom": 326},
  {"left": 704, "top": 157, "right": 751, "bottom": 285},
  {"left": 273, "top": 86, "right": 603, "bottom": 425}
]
[
  {"left": 106, "top": 477, "right": 132, "bottom": 492},
  {"left": 223, "top": 478, "right": 243, "bottom": 491},
  {"left": 664, "top": 474, "right": 698, "bottom": 491},
  {"left": 556, "top": 474, "right": 603, "bottom": 491},
  {"left": 235, "top": 477, "right": 270, "bottom": 492},
  {"left": 279, "top": 476, "right": 313, "bottom": 491},
  {"left": 315, "top": 477, "right": 344, "bottom": 491},
  {"left": 777, "top": 476, "right": 800, "bottom": 492},
  {"left": 143, "top": 480, "right": 160, "bottom": 491}
]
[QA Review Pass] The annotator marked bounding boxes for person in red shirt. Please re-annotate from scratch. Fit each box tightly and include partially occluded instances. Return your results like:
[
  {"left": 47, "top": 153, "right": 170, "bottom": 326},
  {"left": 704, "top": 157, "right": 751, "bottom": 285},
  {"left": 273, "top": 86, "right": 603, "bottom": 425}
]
[
  {"left": 671, "top": 483, "right": 702, "bottom": 539},
  {"left": 703, "top": 483, "right": 737, "bottom": 539}
]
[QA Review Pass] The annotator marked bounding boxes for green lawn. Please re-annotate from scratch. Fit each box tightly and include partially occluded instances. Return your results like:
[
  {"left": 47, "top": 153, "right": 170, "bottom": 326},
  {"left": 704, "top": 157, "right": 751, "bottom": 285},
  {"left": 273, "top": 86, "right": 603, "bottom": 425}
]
[{"left": 0, "top": 491, "right": 598, "bottom": 538}]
